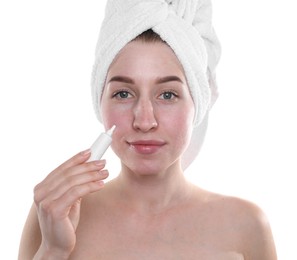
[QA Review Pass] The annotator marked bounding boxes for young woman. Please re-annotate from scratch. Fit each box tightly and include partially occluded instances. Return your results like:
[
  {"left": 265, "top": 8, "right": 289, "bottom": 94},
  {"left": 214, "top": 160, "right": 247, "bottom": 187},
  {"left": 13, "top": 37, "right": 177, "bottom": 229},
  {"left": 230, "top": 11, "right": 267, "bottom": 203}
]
[{"left": 19, "top": 1, "right": 277, "bottom": 259}]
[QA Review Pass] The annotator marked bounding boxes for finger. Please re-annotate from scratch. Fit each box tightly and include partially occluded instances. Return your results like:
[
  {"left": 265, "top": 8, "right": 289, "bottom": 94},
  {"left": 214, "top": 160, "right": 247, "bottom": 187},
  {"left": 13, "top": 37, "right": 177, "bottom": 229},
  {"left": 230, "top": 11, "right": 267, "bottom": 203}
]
[
  {"left": 41, "top": 150, "right": 93, "bottom": 183},
  {"left": 35, "top": 159, "right": 106, "bottom": 199},
  {"left": 40, "top": 181, "right": 105, "bottom": 219},
  {"left": 46, "top": 169, "right": 109, "bottom": 202},
  {"left": 68, "top": 198, "right": 82, "bottom": 229},
  {"left": 44, "top": 150, "right": 93, "bottom": 182},
  {"left": 56, "top": 149, "right": 92, "bottom": 172}
]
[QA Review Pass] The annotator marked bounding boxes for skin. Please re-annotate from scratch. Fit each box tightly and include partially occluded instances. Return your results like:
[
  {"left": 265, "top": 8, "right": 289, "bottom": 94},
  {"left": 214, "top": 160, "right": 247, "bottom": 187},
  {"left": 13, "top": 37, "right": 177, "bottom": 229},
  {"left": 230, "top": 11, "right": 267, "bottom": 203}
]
[{"left": 18, "top": 41, "right": 277, "bottom": 260}]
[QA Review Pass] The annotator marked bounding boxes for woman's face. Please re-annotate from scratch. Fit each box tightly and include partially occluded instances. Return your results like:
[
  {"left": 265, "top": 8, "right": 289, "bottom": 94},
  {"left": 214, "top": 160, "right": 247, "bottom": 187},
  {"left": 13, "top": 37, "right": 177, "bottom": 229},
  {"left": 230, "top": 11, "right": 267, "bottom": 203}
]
[{"left": 100, "top": 40, "right": 195, "bottom": 175}]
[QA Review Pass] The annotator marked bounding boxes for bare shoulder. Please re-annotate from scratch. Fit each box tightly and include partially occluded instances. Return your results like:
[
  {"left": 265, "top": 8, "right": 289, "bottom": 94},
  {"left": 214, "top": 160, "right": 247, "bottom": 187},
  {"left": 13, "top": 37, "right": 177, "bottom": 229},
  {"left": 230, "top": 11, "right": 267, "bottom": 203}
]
[
  {"left": 18, "top": 203, "right": 41, "bottom": 260},
  {"left": 225, "top": 196, "right": 277, "bottom": 260},
  {"left": 191, "top": 187, "right": 277, "bottom": 259}
]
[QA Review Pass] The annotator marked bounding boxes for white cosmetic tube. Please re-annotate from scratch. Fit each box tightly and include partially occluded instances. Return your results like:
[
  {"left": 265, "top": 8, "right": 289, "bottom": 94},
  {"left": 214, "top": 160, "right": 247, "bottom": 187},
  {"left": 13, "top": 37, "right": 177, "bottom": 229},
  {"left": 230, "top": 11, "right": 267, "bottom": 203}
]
[{"left": 87, "top": 125, "right": 116, "bottom": 162}]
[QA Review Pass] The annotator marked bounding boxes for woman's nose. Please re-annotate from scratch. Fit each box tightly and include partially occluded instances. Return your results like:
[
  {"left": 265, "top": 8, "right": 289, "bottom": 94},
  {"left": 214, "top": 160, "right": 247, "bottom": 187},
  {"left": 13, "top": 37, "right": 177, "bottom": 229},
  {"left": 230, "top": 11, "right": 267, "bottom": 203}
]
[{"left": 132, "top": 98, "right": 158, "bottom": 132}]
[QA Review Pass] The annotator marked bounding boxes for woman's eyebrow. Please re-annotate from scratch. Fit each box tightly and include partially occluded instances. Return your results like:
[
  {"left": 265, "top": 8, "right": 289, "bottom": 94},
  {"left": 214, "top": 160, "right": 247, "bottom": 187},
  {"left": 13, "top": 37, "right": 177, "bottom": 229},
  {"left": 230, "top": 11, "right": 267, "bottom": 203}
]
[
  {"left": 107, "top": 75, "right": 184, "bottom": 84},
  {"left": 108, "top": 76, "right": 134, "bottom": 84},
  {"left": 156, "top": 76, "right": 184, "bottom": 84}
]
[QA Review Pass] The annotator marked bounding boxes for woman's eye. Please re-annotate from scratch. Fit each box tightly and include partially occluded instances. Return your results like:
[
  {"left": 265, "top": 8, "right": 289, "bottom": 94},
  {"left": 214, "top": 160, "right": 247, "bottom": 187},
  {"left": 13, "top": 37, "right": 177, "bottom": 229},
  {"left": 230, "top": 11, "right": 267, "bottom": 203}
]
[
  {"left": 160, "top": 91, "right": 178, "bottom": 100},
  {"left": 113, "top": 90, "right": 131, "bottom": 99}
]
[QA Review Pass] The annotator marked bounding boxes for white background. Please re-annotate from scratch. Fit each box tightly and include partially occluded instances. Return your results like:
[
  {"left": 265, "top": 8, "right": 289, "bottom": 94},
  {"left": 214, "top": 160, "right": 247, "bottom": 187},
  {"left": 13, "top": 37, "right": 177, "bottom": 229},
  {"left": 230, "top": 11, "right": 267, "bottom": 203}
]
[{"left": 0, "top": 0, "right": 296, "bottom": 259}]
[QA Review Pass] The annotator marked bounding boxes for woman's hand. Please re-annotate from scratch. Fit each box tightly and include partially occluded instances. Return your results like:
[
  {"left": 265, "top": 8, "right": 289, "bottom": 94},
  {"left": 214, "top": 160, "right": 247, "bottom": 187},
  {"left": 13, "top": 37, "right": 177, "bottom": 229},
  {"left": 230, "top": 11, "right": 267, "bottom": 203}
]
[{"left": 33, "top": 149, "right": 108, "bottom": 259}]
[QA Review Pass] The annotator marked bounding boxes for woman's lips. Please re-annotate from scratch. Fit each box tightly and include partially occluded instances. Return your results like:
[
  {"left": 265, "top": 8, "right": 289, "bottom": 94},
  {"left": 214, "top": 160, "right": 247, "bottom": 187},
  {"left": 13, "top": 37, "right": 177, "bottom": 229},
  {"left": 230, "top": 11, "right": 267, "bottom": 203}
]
[{"left": 128, "top": 140, "right": 166, "bottom": 155}]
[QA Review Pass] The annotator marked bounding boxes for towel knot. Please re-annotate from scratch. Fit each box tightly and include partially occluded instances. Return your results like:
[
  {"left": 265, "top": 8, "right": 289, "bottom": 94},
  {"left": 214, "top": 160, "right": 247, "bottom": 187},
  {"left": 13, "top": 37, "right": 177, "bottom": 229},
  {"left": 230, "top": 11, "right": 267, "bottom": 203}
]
[{"left": 163, "top": 0, "right": 199, "bottom": 25}]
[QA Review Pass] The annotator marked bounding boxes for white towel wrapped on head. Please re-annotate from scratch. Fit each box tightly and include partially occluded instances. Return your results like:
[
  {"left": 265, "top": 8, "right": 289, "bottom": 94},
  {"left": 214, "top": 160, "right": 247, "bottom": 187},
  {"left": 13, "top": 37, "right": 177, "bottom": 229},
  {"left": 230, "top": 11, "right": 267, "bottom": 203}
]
[{"left": 91, "top": 0, "right": 221, "bottom": 169}]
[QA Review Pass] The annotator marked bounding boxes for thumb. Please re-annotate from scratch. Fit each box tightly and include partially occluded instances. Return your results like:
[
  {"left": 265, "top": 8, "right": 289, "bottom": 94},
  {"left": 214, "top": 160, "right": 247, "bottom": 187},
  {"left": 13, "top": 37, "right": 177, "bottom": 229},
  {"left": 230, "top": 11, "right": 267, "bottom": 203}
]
[{"left": 69, "top": 198, "right": 82, "bottom": 230}]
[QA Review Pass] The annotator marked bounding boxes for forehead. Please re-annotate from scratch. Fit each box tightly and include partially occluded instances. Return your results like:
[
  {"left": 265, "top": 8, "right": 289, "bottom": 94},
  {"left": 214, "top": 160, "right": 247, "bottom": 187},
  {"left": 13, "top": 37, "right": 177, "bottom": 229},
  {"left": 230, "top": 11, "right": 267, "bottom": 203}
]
[{"left": 106, "top": 41, "right": 186, "bottom": 81}]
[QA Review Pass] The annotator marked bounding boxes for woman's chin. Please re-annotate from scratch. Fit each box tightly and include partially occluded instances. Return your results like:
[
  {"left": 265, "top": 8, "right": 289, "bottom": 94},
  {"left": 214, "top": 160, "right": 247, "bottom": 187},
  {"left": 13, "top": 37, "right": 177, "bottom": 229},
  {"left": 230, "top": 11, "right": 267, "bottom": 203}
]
[{"left": 121, "top": 159, "right": 181, "bottom": 179}]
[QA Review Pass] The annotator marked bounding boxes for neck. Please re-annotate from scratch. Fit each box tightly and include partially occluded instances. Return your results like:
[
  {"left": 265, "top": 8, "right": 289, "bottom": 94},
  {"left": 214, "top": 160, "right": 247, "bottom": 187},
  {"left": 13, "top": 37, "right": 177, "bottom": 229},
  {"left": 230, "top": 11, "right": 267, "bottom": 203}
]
[{"left": 113, "top": 161, "right": 193, "bottom": 215}]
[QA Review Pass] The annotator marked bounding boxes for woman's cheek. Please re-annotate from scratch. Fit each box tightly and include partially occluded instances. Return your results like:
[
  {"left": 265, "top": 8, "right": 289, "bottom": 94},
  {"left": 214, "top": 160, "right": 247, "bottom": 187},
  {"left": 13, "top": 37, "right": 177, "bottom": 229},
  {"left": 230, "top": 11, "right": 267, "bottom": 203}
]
[
  {"left": 162, "top": 103, "right": 194, "bottom": 140},
  {"left": 104, "top": 104, "right": 133, "bottom": 130},
  {"left": 161, "top": 104, "right": 193, "bottom": 128}
]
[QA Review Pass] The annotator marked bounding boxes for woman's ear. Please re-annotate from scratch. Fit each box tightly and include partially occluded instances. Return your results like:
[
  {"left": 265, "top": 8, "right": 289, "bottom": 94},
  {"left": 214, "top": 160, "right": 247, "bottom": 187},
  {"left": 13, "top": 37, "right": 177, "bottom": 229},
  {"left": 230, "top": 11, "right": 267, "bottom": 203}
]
[
  {"left": 181, "top": 112, "right": 209, "bottom": 170},
  {"left": 208, "top": 69, "right": 219, "bottom": 109}
]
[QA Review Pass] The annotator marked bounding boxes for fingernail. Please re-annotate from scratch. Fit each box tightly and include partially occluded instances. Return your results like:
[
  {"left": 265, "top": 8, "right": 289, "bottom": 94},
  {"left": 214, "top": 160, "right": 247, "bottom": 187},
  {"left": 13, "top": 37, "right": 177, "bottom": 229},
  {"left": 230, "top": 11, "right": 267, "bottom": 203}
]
[
  {"left": 81, "top": 149, "right": 91, "bottom": 156},
  {"left": 95, "top": 159, "right": 106, "bottom": 166},
  {"left": 97, "top": 181, "right": 105, "bottom": 187},
  {"left": 99, "top": 170, "right": 109, "bottom": 177}
]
